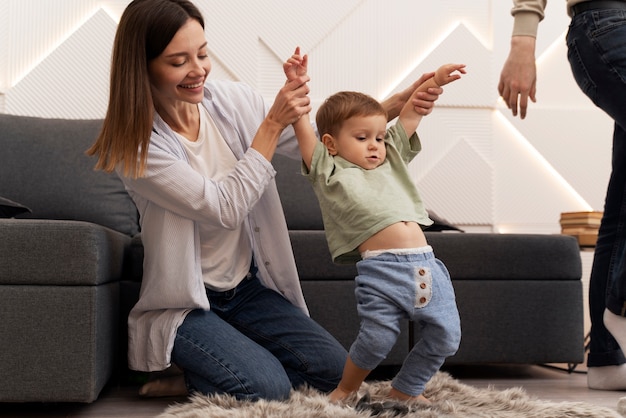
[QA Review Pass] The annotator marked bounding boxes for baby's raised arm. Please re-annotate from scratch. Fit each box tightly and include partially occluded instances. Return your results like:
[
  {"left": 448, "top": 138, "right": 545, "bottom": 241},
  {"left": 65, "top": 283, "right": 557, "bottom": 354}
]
[
  {"left": 283, "top": 47, "right": 317, "bottom": 170},
  {"left": 433, "top": 63, "right": 466, "bottom": 88},
  {"left": 399, "top": 63, "right": 466, "bottom": 135}
]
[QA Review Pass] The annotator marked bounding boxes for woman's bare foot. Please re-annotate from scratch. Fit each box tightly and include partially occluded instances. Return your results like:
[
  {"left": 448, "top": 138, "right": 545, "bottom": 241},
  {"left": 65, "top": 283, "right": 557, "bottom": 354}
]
[{"left": 138, "top": 375, "right": 187, "bottom": 397}]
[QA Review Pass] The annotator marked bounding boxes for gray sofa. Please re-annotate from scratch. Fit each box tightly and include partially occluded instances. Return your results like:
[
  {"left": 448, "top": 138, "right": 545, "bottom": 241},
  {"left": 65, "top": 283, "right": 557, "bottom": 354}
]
[{"left": 0, "top": 114, "right": 585, "bottom": 403}]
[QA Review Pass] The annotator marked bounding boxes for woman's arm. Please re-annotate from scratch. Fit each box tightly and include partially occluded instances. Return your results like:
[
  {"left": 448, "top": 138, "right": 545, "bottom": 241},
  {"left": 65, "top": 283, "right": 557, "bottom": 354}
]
[
  {"left": 251, "top": 74, "right": 311, "bottom": 160},
  {"left": 122, "top": 142, "right": 274, "bottom": 229}
]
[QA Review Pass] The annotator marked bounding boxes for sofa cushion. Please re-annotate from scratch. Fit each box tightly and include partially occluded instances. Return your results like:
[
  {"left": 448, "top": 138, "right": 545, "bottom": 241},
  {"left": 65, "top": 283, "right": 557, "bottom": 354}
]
[
  {"left": 290, "top": 230, "right": 357, "bottom": 280},
  {"left": 425, "top": 232, "right": 582, "bottom": 280},
  {"left": 0, "top": 114, "right": 139, "bottom": 236},
  {"left": 273, "top": 153, "right": 324, "bottom": 230},
  {"left": 289, "top": 231, "right": 581, "bottom": 282}
]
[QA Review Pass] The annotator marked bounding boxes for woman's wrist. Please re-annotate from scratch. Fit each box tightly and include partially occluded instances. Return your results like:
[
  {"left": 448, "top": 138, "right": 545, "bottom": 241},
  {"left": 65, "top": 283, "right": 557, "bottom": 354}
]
[{"left": 251, "top": 117, "right": 285, "bottom": 160}]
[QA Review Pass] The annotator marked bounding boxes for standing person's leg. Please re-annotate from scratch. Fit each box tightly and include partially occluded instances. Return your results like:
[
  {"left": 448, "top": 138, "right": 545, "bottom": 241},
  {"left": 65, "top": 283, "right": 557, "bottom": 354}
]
[
  {"left": 586, "top": 121, "right": 626, "bottom": 391},
  {"left": 566, "top": 9, "right": 626, "bottom": 388},
  {"left": 214, "top": 276, "right": 347, "bottom": 393}
]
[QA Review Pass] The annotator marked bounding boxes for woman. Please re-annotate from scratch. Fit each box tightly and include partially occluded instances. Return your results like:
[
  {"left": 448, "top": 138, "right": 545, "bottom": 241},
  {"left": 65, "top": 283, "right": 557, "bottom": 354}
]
[{"left": 88, "top": 0, "right": 442, "bottom": 401}]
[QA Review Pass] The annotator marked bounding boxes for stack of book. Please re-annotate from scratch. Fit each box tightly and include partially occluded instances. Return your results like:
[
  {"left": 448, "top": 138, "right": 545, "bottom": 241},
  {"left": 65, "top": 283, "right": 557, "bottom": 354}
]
[{"left": 560, "top": 211, "right": 603, "bottom": 247}]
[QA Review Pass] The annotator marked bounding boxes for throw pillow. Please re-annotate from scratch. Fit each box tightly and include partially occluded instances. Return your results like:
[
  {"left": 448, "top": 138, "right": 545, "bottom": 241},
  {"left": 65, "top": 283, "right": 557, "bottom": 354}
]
[
  {"left": 425, "top": 210, "right": 464, "bottom": 232},
  {"left": 0, "top": 196, "right": 32, "bottom": 218}
]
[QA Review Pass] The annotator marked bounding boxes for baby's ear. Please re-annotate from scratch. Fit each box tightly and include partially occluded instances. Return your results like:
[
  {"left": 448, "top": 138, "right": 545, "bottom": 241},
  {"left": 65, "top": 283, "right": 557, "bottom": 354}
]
[{"left": 322, "top": 134, "right": 338, "bottom": 155}]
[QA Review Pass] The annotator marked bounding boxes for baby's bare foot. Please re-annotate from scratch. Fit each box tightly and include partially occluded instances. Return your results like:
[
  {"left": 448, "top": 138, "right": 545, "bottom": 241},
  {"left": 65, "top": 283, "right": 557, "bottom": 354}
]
[{"left": 388, "top": 387, "right": 431, "bottom": 404}]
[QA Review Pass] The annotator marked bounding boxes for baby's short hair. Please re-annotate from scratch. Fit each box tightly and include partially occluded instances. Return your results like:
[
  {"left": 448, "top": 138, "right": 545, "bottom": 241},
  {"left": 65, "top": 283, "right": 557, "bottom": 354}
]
[{"left": 315, "top": 91, "right": 387, "bottom": 138}]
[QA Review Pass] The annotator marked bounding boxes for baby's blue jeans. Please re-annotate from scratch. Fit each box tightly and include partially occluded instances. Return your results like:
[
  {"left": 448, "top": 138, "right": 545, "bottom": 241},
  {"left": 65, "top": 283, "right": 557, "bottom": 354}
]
[{"left": 352, "top": 248, "right": 461, "bottom": 396}]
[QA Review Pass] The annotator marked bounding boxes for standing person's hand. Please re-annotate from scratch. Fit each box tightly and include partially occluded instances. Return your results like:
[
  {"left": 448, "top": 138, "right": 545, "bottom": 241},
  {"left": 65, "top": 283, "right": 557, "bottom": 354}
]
[{"left": 498, "top": 36, "right": 537, "bottom": 119}]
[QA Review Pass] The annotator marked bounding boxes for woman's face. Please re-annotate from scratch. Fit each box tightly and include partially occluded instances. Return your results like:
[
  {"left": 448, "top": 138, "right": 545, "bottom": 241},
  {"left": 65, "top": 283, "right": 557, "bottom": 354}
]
[{"left": 148, "top": 18, "right": 211, "bottom": 108}]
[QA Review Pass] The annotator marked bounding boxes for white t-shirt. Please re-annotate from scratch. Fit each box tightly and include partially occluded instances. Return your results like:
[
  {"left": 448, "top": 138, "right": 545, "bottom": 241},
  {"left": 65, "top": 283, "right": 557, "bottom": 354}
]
[{"left": 175, "top": 105, "right": 252, "bottom": 291}]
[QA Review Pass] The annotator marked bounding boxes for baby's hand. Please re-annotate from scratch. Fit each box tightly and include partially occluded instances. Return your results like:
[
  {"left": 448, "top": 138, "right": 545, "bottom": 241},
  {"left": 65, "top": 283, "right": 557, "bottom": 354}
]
[
  {"left": 433, "top": 63, "right": 466, "bottom": 87},
  {"left": 284, "top": 46, "right": 308, "bottom": 82}
]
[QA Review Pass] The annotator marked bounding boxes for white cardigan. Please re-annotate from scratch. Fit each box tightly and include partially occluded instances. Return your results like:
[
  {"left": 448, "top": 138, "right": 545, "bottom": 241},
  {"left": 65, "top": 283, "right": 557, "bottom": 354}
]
[{"left": 118, "top": 80, "right": 307, "bottom": 371}]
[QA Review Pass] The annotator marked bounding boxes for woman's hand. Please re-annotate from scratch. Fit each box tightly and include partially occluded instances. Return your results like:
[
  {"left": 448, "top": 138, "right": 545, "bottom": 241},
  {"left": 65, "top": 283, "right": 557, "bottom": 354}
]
[
  {"left": 411, "top": 87, "right": 443, "bottom": 116},
  {"left": 251, "top": 71, "right": 311, "bottom": 160},
  {"left": 266, "top": 73, "right": 311, "bottom": 130},
  {"left": 381, "top": 71, "right": 435, "bottom": 120}
]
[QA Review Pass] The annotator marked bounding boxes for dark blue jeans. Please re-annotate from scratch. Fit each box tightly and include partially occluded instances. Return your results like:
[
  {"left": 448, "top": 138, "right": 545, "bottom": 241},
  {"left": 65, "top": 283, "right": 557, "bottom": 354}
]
[
  {"left": 567, "top": 7, "right": 626, "bottom": 367},
  {"left": 171, "top": 276, "right": 346, "bottom": 400}
]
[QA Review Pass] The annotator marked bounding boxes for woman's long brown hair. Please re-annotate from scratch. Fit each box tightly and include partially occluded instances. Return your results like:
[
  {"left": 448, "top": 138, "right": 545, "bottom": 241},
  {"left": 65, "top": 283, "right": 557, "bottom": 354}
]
[{"left": 87, "top": 0, "right": 204, "bottom": 178}]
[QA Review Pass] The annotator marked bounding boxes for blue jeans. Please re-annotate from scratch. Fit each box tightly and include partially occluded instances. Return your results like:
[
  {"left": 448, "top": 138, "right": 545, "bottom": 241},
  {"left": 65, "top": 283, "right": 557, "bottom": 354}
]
[
  {"left": 353, "top": 249, "right": 461, "bottom": 396},
  {"left": 171, "top": 275, "right": 347, "bottom": 400},
  {"left": 567, "top": 8, "right": 626, "bottom": 367}
]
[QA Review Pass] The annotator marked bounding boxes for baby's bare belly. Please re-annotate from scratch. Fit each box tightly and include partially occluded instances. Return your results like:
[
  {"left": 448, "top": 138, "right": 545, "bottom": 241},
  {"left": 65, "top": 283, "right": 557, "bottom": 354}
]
[{"left": 358, "top": 221, "right": 428, "bottom": 253}]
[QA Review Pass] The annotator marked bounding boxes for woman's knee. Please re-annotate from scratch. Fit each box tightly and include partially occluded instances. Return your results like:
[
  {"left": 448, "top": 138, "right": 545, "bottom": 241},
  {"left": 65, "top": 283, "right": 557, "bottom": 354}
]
[{"left": 172, "top": 310, "right": 293, "bottom": 401}]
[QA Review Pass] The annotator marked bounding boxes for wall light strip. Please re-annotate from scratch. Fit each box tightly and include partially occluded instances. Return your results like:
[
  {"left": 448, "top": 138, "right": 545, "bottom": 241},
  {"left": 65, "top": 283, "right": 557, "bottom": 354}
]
[
  {"left": 380, "top": 21, "right": 461, "bottom": 100},
  {"left": 10, "top": 6, "right": 103, "bottom": 88},
  {"left": 495, "top": 109, "right": 593, "bottom": 211},
  {"left": 536, "top": 29, "right": 567, "bottom": 66}
]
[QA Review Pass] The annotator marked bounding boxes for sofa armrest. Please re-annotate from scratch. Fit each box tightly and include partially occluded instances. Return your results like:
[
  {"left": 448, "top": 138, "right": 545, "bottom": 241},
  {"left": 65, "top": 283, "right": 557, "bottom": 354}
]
[{"left": 0, "top": 219, "right": 130, "bottom": 286}]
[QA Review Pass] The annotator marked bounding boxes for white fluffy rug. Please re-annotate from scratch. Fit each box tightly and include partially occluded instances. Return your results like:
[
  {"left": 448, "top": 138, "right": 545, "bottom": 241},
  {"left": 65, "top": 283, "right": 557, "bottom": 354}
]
[{"left": 158, "top": 371, "right": 622, "bottom": 418}]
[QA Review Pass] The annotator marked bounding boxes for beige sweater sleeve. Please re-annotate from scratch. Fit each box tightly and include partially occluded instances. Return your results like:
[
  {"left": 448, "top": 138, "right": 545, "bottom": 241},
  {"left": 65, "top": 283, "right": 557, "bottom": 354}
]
[{"left": 510, "top": 0, "right": 587, "bottom": 37}]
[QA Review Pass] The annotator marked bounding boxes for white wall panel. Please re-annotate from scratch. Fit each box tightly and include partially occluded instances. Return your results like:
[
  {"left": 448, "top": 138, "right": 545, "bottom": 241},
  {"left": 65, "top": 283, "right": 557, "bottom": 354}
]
[
  {"left": 418, "top": 137, "right": 494, "bottom": 226},
  {"left": 6, "top": 8, "right": 117, "bottom": 118},
  {"left": 494, "top": 112, "right": 593, "bottom": 233},
  {"left": 504, "top": 108, "right": 612, "bottom": 212},
  {"left": 389, "top": 23, "right": 493, "bottom": 108},
  {"left": 1, "top": 0, "right": 615, "bottom": 234},
  {"left": 253, "top": 0, "right": 363, "bottom": 62},
  {"left": 4, "top": 1, "right": 103, "bottom": 90}
]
